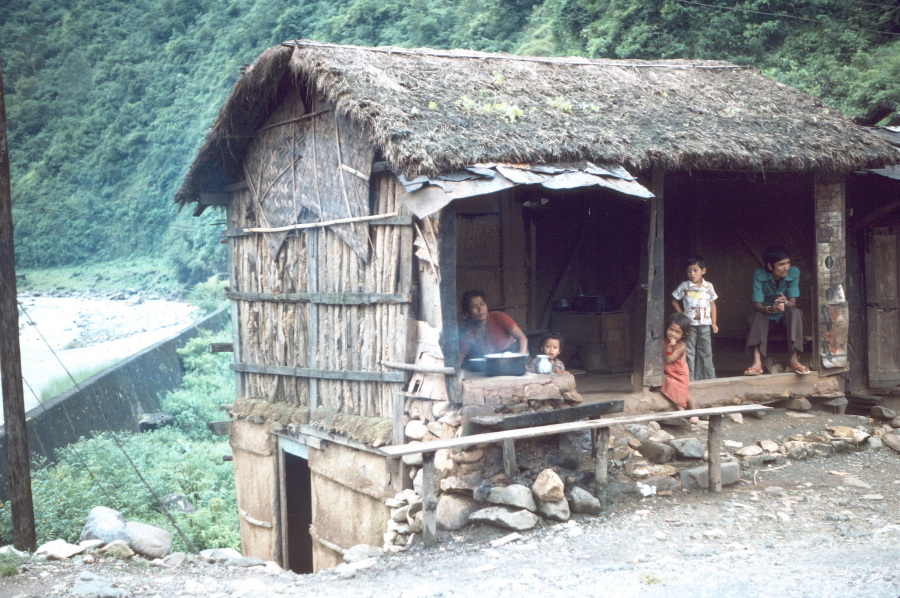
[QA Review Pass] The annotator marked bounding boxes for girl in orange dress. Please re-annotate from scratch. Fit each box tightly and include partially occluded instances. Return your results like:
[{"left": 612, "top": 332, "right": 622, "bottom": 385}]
[{"left": 661, "top": 313, "right": 699, "bottom": 424}]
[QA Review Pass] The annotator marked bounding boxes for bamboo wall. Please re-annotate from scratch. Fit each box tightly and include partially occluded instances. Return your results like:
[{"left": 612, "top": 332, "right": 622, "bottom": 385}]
[{"left": 229, "top": 89, "right": 415, "bottom": 420}]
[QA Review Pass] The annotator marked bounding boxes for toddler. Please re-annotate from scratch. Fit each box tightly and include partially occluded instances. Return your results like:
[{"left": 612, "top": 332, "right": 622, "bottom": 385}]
[
  {"left": 530, "top": 332, "right": 566, "bottom": 373},
  {"left": 670, "top": 255, "right": 718, "bottom": 380},
  {"left": 661, "top": 313, "right": 698, "bottom": 424}
]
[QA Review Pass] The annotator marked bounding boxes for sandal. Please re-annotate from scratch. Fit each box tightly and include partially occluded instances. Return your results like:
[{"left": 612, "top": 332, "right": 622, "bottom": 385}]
[
  {"left": 790, "top": 365, "right": 811, "bottom": 375},
  {"left": 743, "top": 366, "right": 763, "bottom": 376}
]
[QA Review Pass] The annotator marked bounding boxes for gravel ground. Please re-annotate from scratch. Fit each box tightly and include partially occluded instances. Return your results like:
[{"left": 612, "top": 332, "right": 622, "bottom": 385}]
[{"left": 3, "top": 408, "right": 900, "bottom": 598}]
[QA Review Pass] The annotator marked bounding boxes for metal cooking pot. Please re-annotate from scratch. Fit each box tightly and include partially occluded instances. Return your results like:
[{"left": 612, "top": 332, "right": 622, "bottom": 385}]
[
  {"left": 485, "top": 352, "right": 528, "bottom": 377},
  {"left": 466, "top": 357, "right": 487, "bottom": 372}
]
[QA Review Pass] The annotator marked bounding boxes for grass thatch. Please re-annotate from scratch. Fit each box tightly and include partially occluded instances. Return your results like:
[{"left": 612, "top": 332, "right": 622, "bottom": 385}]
[{"left": 176, "top": 40, "right": 900, "bottom": 204}]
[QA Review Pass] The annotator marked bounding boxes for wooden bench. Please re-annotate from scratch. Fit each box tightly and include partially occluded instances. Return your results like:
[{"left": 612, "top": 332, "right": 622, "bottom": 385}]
[{"left": 380, "top": 404, "right": 771, "bottom": 546}]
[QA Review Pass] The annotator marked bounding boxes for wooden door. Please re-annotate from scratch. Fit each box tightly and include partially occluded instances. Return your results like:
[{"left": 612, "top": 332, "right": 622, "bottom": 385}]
[{"left": 865, "top": 227, "right": 900, "bottom": 387}]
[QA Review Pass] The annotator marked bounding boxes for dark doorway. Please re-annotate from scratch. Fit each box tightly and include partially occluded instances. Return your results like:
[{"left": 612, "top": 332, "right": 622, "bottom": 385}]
[{"left": 284, "top": 452, "right": 313, "bottom": 574}]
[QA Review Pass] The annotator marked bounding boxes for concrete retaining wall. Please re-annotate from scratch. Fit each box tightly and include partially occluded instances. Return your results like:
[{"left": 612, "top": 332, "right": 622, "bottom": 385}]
[{"left": 0, "top": 307, "right": 230, "bottom": 501}]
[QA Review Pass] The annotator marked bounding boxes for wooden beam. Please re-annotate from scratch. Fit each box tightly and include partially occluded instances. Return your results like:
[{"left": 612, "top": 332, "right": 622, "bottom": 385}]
[
  {"left": 230, "top": 362, "right": 405, "bottom": 383},
  {"left": 226, "top": 203, "right": 244, "bottom": 400},
  {"left": 392, "top": 393, "right": 404, "bottom": 446},
  {"left": 594, "top": 427, "right": 610, "bottom": 507},
  {"left": 421, "top": 453, "right": 437, "bottom": 547},
  {"left": 381, "top": 360, "right": 456, "bottom": 375},
  {"left": 219, "top": 180, "right": 249, "bottom": 192},
  {"left": 0, "top": 56, "right": 36, "bottom": 551},
  {"left": 225, "top": 291, "right": 412, "bottom": 305},
  {"left": 469, "top": 399, "right": 624, "bottom": 430},
  {"left": 221, "top": 214, "right": 413, "bottom": 237},
  {"left": 307, "top": 228, "right": 319, "bottom": 413},
  {"left": 502, "top": 439, "right": 517, "bottom": 479},
  {"left": 707, "top": 414, "right": 722, "bottom": 492},
  {"left": 437, "top": 206, "right": 461, "bottom": 401},
  {"left": 379, "top": 405, "right": 771, "bottom": 456},
  {"left": 643, "top": 168, "right": 665, "bottom": 387},
  {"left": 208, "top": 342, "right": 234, "bottom": 353}
]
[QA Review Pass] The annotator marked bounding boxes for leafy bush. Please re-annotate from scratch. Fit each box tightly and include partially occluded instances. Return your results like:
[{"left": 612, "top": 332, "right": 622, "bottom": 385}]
[
  {"left": 0, "top": 326, "right": 238, "bottom": 552},
  {"left": 187, "top": 274, "right": 229, "bottom": 316},
  {"left": 162, "top": 329, "right": 235, "bottom": 440}
]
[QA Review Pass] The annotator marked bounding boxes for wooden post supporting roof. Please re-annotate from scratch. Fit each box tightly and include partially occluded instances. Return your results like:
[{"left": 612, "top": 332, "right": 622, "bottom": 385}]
[
  {"left": 814, "top": 175, "right": 849, "bottom": 374},
  {"left": 643, "top": 168, "right": 665, "bottom": 387},
  {"left": 0, "top": 57, "right": 36, "bottom": 551}
]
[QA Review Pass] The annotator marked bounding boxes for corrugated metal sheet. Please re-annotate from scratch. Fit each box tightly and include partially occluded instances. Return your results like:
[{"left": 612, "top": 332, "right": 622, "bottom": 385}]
[{"left": 396, "top": 162, "right": 653, "bottom": 218}]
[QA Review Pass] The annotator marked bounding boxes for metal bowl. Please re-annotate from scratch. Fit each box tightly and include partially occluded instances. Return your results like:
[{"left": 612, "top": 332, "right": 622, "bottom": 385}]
[
  {"left": 484, "top": 352, "right": 528, "bottom": 376},
  {"left": 466, "top": 357, "right": 487, "bottom": 372}
]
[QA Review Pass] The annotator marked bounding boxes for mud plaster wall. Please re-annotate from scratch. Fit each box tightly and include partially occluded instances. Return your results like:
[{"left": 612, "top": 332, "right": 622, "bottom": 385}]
[
  {"left": 308, "top": 442, "right": 392, "bottom": 571},
  {"left": 231, "top": 419, "right": 279, "bottom": 562}
]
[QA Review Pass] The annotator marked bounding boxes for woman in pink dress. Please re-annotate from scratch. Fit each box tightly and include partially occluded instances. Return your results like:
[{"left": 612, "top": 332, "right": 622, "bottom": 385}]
[{"left": 661, "top": 313, "right": 699, "bottom": 424}]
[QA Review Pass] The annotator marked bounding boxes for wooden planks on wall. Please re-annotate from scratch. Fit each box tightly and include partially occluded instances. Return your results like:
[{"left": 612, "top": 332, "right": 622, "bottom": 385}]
[{"left": 815, "top": 176, "right": 849, "bottom": 373}]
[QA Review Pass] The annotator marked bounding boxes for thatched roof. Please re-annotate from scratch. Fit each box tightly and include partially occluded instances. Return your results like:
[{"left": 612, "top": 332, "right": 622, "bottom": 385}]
[{"left": 176, "top": 40, "right": 900, "bottom": 204}]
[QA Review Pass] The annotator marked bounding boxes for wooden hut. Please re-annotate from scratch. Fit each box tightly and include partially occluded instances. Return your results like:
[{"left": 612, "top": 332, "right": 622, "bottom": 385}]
[{"left": 176, "top": 40, "right": 899, "bottom": 572}]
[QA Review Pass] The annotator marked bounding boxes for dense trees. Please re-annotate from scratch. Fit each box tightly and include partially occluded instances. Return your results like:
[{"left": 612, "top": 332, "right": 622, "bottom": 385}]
[{"left": 1, "top": 0, "right": 898, "bottom": 282}]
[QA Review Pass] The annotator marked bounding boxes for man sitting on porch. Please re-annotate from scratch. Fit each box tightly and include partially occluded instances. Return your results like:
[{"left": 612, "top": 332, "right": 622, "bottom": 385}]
[{"left": 744, "top": 245, "right": 810, "bottom": 376}]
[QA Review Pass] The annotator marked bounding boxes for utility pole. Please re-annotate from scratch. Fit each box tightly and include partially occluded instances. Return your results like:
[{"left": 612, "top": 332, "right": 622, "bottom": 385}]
[{"left": 0, "top": 51, "right": 36, "bottom": 551}]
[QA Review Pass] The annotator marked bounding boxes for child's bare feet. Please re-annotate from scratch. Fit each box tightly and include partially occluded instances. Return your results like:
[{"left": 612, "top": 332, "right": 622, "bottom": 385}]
[{"left": 689, "top": 416, "right": 699, "bottom": 424}]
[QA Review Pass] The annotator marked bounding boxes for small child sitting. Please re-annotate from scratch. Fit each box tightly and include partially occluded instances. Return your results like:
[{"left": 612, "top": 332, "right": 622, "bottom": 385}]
[
  {"left": 661, "top": 313, "right": 698, "bottom": 424},
  {"left": 670, "top": 255, "right": 718, "bottom": 381},
  {"left": 529, "top": 332, "right": 566, "bottom": 373}
]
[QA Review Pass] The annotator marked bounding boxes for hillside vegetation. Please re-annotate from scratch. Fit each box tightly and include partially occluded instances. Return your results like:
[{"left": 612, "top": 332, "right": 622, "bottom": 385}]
[{"left": 1, "top": 0, "right": 898, "bottom": 283}]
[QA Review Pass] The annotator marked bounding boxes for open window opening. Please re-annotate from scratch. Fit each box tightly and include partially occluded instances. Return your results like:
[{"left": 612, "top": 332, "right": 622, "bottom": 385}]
[
  {"left": 664, "top": 172, "right": 816, "bottom": 379},
  {"left": 454, "top": 186, "right": 646, "bottom": 397}
]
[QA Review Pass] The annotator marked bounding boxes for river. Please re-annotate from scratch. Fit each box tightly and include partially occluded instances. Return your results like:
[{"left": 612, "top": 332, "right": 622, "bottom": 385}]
[{"left": 0, "top": 294, "right": 200, "bottom": 424}]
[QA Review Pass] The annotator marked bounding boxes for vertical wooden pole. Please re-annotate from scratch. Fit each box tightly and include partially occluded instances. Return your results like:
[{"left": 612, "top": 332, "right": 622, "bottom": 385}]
[
  {"left": 502, "top": 439, "right": 517, "bottom": 480},
  {"left": 0, "top": 54, "right": 36, "bottom": 551},
  {"left": 437, "top": 207, "right": 460, "bottom": 401},
  {"left": 226, "top": 202, "right": 244, "bottom": 401},
  {"left": 643, "top": 168, "right": 665, "bottom": 387},
  {"left": 307, "top": 229, "right": 319, "bottom": 412},
  {"left": 707, "top": 415, "right": 722, "bottom": 493},
  {"left": 421, "top": 452, "right": 437, "bottom": 547},
  {"left": 594, "top": 428, "right": 609, "bottom": 508},
  {"left": 814, "top": 174, "right": 849, "bottom": 373}
]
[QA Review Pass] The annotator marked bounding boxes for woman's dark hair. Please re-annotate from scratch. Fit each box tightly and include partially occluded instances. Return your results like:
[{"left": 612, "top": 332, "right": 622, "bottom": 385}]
[
  {"left": 460, "top": 289, "right": 486, "bottom": 314},
  {"left": 668, "top": 312, "right": 692, "bottom": 340},
  {"left": 763, "top": 245, "right": 790, "bottom": 269},
  {"left": 541, "top": 331, "right": 564, "bottom": 351}
]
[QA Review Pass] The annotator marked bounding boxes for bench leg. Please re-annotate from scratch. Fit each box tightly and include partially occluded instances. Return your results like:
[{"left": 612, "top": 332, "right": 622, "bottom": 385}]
[
  {"left": 422, "top": 453, "right": 437, "bottom": 546},
  {"left": 594, "top": 428, "right": 609, "bottom": 508},
  {"left": 707, "top": 414, "right": 722, "bottom": 493},
  {"left": 502, "top": 439, "right": 517, "bottom": 480}
]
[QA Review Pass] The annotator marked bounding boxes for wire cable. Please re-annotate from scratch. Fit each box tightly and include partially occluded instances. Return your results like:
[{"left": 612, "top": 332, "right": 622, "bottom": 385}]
[
  {"left": 4, "top": 279, "right": 198, "bottom": 551},
  {"left": 674, "top": 0, "right": 900, "bottom": 36}
]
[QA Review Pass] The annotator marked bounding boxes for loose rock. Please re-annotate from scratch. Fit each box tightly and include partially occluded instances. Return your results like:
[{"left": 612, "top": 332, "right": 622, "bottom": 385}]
[
  {"left": 871, "top": 406, "right": 897, "bottom": 420},
  {"left": 80, "top": 506, "right": 128, "bottom": 544},
  {"left": 72, "top": 571, "right": 127, "bottom": 597},
  {"left": 532, "top": 469, "right": 565, "bottom": 501},
  {"left": 469, "top": 506, "right": 540, "bottom": 531},
  {"left": 486, "top": 484, "right": 538, "bottom": 512},
  {"left": 36, "top": 538, "right": 85, "bottom": 560},
  {"left": 125, "top": 521, "right": 172, "bottom": 559},
  {"left": 537, "top": 498, "right": 570, "bottom": 522},
  {"left": 567, "top": 486, "right": 602, "bottom": 515},
  {"left": 881, "top": 433, "right": 900, "bottom": 454},
  {"left": 669, "top": 438, "right": 705, "bottom": 459},
  {"left": 638, "top": 441, "right": 674, "bottom": 464},
  {"left": 436, "top": 494, "right": 480, "bottom": 530},
  {"left": 680, "top": 462, "right": 741, "bottom": 490}
]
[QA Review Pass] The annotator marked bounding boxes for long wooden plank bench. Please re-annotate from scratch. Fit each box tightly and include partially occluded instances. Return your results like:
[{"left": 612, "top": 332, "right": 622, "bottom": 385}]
[{"left": 380, "top": 404, "right": 771, "bottom": 546}]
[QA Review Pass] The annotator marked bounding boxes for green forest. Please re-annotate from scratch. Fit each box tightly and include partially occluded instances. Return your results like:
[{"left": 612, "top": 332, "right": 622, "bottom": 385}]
[{"left": 1, "top": 0, "right": 899, "bottom": 286}]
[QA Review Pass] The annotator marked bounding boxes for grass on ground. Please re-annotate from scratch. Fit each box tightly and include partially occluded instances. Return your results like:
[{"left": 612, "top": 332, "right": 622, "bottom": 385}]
[
  {"left": 39, "top": 360, "right": 122, "bottom": 403},
  {"left": 16, "top": 257, "right": 188, "bottom": 296}
]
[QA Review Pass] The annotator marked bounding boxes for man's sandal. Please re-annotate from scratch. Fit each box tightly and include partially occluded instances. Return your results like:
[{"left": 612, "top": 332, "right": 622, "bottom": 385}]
[
  {"left": 743, "top": 366, "right": 763, "bottom": 376},
  {"left": 790, "top": 365, "right": 811, "bottom": 375}
]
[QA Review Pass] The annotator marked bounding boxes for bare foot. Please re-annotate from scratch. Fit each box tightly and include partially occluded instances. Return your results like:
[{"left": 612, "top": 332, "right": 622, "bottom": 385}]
[{"left": 689, "top": 417, "right": 699, "bottom": 424}]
